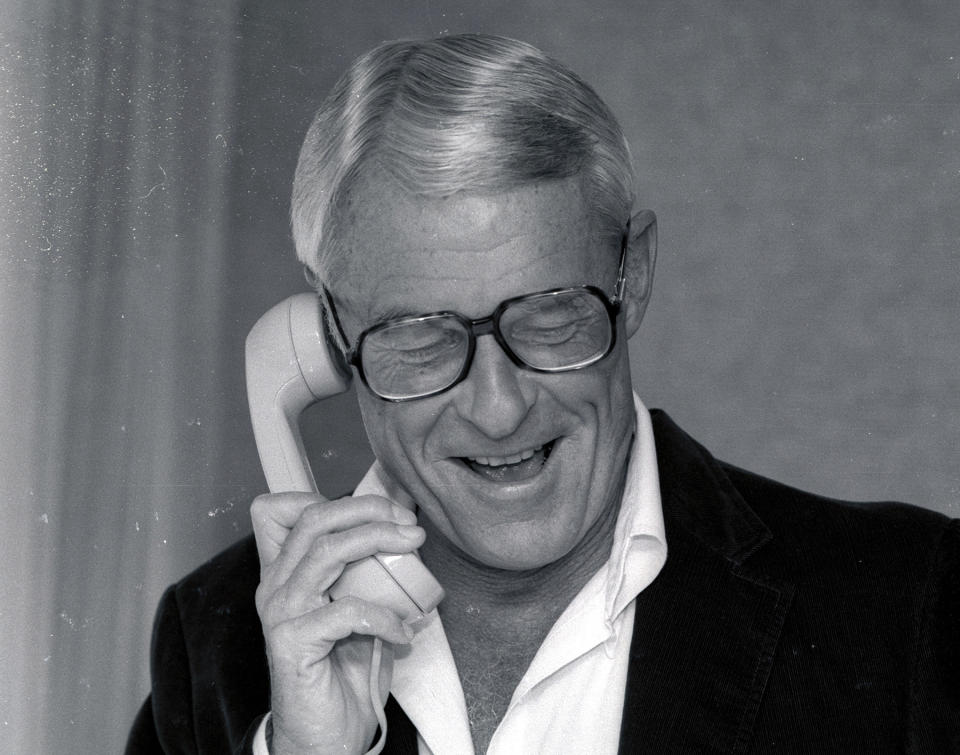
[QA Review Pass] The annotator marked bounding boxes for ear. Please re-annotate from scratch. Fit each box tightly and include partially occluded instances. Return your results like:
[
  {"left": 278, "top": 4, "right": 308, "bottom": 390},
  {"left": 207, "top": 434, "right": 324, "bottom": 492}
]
[{"left": 622, "top": 208, "right": 657, "bottom": 338}]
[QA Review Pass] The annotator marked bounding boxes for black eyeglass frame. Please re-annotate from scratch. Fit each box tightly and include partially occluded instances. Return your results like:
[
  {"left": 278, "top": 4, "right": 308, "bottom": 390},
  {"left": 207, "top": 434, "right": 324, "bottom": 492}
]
[{"left": 324, "top": 225, "right": 630, "bottom": 402}]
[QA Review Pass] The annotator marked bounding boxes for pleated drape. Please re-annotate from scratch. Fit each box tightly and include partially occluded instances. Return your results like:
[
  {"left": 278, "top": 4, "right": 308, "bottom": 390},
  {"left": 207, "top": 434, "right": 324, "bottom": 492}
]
[{"left": 1, "top": 1, "right": 243, "bottom": 751}]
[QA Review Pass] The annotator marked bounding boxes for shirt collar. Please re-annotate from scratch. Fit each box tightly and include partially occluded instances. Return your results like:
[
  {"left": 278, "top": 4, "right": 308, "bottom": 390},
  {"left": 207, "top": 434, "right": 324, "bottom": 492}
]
[{"left": 605, "top": 391, "right": 667, "bottom": 621}]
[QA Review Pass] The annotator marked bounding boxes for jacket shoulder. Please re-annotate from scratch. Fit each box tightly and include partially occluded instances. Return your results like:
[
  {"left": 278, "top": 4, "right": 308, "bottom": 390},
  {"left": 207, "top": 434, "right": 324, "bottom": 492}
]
[
  {"left": 167, "top": 533, "right": 266, "bottom": 701},
  {"left": 649, "top": 407, "right": 956, "bottom": 598},
  {"left": 647, "top": 409, "right": 960, "bottom": 749},
  {"left": 147, "top": 534, "right": 268, "bottom": 753},
  {"left": 172, "top": 533, "right": 261, "bottom": 615},
  {"left": 718, "top": 463, "right": 960, "bottom": 749},
  {"left": 720, "top": 459, "right": 955, "bottom": 577}
]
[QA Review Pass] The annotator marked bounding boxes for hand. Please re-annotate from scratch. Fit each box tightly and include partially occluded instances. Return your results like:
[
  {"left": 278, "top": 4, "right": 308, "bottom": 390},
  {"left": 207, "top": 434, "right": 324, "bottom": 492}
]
[{"left": 251, "top": 492, "right": 426, "bottom": 755}]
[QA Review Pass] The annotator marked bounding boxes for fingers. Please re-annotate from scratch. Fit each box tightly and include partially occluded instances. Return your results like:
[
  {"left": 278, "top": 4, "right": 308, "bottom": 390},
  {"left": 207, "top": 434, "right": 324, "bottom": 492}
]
[
  {"left": 263, "top": 522, "right": 425, "bottom": 618},
  {"left": 286, "top": 520, "right": 425, "bottom": 594},
  {"left": 272, "top": 496, "right": 418, "bottom": 580},
  {"left": 251, "top": 492, "right": 417, "bottom": 568},
  {"left": 252, "top": 492, "right": 424, "bottom": 621},
  {"left": 269, "top": 596, "right": 415, "bottom": 662}
]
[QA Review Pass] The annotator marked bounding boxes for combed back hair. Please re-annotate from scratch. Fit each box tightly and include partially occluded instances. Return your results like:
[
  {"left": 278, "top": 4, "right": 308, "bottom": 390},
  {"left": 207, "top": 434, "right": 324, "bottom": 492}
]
[{"left": 291, "top": 32, "right": 636, "bottom": 288}]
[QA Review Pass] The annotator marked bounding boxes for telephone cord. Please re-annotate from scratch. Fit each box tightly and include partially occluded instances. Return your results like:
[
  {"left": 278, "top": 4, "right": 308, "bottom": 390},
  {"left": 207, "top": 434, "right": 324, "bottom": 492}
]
[{"left": 365, "top": 636, "right": 388, "bottom": 755}]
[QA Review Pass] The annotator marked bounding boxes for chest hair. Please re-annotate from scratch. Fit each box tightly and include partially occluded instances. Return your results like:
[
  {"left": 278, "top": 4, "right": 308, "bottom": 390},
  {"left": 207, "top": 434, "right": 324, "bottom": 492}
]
[{"left": 447, "top": 624, "right": 544, "bottom": 754}]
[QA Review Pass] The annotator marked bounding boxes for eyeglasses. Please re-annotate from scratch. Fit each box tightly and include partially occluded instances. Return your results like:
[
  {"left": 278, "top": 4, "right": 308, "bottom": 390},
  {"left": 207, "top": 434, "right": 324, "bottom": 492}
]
[{"left": 326, "top": 228, "right": 629, "bottom": 402}]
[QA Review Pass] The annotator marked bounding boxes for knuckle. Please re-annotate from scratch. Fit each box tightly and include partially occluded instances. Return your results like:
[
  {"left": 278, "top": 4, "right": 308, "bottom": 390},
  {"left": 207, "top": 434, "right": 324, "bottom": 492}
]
[
  {"left": 255, "top": 582, "right": 269, "bottom": 613},
  {"left": 257, "top": 584, "right": 284, "bottom": 624},
  {"left": 260, "top": 585, "right": 302, "bottom": 628},
  {"left": 259, "top": 602, "right": 281, "bottom": 631},
  {"left": 307, "top": 533, "right": 335, "bottom": 561},
  {"left": 264, "top": 615, "right": 299, "bottom": 650},
  {"left": 298, "top": 501, "right": 329, "bottom": 529},
  {"left": 255, "top": 580, "right": 282, "bottom": 619},
  {"left": 249, "top": 494, "right": 271, "bottom": 521}
]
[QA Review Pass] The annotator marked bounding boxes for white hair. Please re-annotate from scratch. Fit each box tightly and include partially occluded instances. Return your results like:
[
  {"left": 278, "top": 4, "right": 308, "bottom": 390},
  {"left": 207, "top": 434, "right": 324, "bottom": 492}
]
[{"left": 291, "top": 33, "right": 635, "bottom": 300}]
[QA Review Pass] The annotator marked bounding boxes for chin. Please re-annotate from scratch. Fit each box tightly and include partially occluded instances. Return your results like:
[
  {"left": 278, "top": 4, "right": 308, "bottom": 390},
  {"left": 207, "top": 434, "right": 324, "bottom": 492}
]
[{"left": 461, "top": 523, "right": 583, "bottom": 571}]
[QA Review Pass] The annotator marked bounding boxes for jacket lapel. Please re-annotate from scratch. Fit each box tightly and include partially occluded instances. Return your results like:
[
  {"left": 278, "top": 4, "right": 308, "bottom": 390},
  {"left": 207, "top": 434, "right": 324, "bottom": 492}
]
[{"left": 619, "top": 411, "right": 794, "bottom": 753}]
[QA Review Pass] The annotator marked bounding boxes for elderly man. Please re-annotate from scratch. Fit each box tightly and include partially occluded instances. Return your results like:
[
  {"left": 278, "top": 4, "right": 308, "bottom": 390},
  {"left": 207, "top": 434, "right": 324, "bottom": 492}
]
[{"left": 127, "top": 34, "right": 959, "bottom": 754}]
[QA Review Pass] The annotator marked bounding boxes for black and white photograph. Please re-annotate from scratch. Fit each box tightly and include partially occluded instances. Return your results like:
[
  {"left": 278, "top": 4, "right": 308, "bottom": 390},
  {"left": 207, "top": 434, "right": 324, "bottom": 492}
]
[{"left": 1, "top": 1, "right": 958, "bottom": 752}]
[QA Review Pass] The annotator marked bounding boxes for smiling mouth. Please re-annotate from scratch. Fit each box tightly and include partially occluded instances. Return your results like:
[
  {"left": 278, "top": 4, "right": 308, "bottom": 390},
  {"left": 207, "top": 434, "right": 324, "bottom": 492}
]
[{"left": 460, "top": 440, "right": 556, "bottom": 483}]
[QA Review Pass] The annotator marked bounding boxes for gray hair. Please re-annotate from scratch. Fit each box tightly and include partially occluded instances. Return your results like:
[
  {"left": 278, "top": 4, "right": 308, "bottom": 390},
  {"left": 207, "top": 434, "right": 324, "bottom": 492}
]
[{"left": 291, "top": 33, "right": 635, "bottom": 290}]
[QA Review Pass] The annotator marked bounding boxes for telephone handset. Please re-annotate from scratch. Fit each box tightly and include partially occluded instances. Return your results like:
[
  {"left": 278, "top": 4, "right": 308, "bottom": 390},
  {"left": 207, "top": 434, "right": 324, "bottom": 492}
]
[{"left": 245, "top": 293, "right": 445, "bottom": 624}]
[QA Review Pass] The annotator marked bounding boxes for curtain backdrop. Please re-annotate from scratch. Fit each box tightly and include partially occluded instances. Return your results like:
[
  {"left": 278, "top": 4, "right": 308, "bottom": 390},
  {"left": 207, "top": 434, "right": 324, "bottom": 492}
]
[
  {"left": 2, "top": 1, "right": 958, "bottom": 752},
  {"left": 1, "top": 1, "right": 246, "bottom": 751}
]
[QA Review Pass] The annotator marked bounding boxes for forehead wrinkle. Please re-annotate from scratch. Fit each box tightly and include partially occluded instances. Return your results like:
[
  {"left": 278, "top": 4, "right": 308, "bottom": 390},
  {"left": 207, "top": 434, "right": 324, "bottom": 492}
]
[
  {"left": 334, "top": 268, "right": 414, "bottom": 322},
  {"left": 437, "top": 228, "right": 539, "bottom": 255},
  {"left": 336, "top": 265, "right": 468, "bottom": 325},
  {"left": 338, "top": 239, "right": 605, "bottom": 329}
]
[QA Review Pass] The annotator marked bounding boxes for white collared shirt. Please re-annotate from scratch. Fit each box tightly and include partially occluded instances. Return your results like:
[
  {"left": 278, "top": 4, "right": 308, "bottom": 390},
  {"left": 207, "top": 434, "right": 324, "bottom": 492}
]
[{"left": 256, "top": 394, "right": 667, "bottom": 754}]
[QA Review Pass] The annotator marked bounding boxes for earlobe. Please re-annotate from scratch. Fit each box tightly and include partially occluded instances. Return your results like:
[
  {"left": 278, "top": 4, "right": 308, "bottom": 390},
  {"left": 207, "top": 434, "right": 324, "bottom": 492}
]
[{"left": 623, "top": 209, "right": 657, "bottom": 338}]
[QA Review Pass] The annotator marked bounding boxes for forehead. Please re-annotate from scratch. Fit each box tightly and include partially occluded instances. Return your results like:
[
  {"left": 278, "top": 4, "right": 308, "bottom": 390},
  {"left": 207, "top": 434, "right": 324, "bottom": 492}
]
[{"left": 332, "top": 171, "right": 608, "bottom": 323}]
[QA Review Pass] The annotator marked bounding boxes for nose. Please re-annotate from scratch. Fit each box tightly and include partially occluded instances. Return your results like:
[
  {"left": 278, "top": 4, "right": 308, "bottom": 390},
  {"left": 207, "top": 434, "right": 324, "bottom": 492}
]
[{"left": 458, "top": 334, "right": 533, "bottom": 439}]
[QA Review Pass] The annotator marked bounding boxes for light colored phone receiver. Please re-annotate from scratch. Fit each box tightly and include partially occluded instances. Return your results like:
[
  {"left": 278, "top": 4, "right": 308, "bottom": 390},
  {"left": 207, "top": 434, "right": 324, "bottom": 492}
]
[{"left": 245, "top": 293, "right": 444, "bottom": 623}]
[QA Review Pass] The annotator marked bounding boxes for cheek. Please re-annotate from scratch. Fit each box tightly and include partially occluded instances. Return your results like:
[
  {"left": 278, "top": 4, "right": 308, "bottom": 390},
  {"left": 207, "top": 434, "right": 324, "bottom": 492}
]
[
  {"left": 595, "top": 342, "right": 634, "bottom": 406},
  {"left": 556, "top": 346, "right": 632, "bottom": 421},
  {"left": 355, "top": 388, "right": 434, "bottom": 464},
  {"left": 355, "top": 388, "right": 397, "bottom": 463}
]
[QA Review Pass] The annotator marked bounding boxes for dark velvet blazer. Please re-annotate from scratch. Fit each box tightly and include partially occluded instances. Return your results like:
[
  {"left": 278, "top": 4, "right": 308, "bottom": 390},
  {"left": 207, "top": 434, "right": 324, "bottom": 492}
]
[{"left": 126, "top": 411, "right": 960, "bottom": 753}]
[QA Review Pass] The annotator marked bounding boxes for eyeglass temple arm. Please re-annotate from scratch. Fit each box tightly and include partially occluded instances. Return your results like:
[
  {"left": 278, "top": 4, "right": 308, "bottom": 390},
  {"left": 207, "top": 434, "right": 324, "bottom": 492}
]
[
  {"left": 613, "top": 218, "right": 631, "bottom": 305},
  {"left": 319, "top": 286, "right": 359, "bottom": 363}
]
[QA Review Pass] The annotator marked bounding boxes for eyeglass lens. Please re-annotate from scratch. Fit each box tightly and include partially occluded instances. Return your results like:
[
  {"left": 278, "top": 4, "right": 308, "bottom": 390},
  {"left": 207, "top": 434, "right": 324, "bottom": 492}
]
[
  {"left": 362, "top": 315, "right": 471, "bottom": 399},
  {"left": 497, "top": 289, "right": 611, "bottom": 369}
]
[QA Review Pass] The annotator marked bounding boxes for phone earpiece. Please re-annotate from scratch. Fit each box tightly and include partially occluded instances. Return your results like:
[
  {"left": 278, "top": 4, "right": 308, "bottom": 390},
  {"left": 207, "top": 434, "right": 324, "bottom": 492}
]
[{"left": 288, "top": 293, "right": 352, "bottom": 397}]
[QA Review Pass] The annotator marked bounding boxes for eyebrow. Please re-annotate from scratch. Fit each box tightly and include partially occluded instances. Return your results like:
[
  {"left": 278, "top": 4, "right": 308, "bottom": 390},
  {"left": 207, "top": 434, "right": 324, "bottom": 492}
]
[
  {"left": 368, "top": 303, "right": 436, "bottom": 324},
  {"left": 365, "top": 277, "right": 609, "bottom": 326}
]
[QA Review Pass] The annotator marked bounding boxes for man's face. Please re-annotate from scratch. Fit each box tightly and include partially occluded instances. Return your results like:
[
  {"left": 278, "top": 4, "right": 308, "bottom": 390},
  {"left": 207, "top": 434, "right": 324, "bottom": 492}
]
[{"left": 331, "top": 171, "right": 647, "bottom": 570}]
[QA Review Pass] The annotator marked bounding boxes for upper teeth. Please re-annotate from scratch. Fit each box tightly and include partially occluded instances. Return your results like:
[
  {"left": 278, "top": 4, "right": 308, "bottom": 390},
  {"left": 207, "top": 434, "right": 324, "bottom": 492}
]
[{"left": 467, "top": 445, "right": 541, "bottom": 467}]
